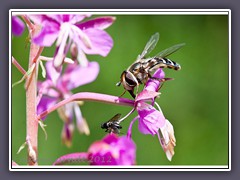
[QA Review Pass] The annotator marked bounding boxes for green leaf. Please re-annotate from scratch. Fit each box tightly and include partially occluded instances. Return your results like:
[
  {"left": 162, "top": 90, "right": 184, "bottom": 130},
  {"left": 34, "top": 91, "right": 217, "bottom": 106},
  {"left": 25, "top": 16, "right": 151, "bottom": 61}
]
[
  {"left": 12, "top": 63, "right": 36, "bottom": 88},
  {"left": 39, "top": 60, "right": 46, "bottom": 78}
]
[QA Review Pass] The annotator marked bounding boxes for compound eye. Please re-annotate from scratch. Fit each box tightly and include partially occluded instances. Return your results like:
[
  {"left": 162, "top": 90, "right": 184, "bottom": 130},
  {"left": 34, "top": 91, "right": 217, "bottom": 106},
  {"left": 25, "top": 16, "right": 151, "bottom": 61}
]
[{"left": 125, "top": 72, "right": 138, "bottom": 86}]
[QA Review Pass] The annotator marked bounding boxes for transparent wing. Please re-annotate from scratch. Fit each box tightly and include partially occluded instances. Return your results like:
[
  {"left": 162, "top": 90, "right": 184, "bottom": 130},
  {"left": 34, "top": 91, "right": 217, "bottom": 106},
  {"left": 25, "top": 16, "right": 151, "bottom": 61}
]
[
  {"left": 108, "top": 113, "right": 121, "bottom": 122},
  {"left": 139, "top": 32, "right": 160, "bottom": 59},
  {"left": 155, "top": 43, "right": 185, "bottom": 58}
]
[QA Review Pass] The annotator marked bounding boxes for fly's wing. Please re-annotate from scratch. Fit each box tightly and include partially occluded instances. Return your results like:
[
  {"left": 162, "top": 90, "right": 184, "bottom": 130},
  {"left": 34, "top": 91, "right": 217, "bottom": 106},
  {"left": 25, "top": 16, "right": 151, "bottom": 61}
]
[
  {"left": 155, "top": 43, "right": 185, "bottom": 58},
  {"left": 108, "top": 113, "right": 121, "bottom": 123},
  {"left": 138, "top": 32, "right": 160, "bottom": 60}
]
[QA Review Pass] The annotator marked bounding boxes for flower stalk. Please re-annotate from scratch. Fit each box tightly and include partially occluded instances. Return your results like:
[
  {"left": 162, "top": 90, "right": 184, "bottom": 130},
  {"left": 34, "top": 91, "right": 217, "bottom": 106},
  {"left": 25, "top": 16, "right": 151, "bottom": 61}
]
[
  {"left": 26, "top": 24, "right": 42, "bottom": 165},
  {"left": 12, "top": 56, "right": 26, "bottom": 75},
  {"left": 37, "top": 92, "right": 135, "bottom": 120}
]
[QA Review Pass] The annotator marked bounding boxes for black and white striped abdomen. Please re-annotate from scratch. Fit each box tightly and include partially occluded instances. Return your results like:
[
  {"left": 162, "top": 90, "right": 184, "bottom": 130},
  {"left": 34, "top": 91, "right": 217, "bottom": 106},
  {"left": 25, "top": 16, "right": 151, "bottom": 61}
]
[{"left": 153, "top": 57, "right": 181, "bottom": 70}]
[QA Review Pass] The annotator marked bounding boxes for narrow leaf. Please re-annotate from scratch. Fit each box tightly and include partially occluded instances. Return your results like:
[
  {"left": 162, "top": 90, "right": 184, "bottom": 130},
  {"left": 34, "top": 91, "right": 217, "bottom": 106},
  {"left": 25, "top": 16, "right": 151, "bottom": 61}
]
[
  {"left": 39, "top": 60, "right": 46, "bottom": 78},
  {"left": 12, "top": 63, "right": 36, "bottom": 88},
  {"left": 17, "top": 141, "right": 27, "bottom": 154},
  {"left": 39, "top": 120, "right": 48, "bottom": 140}
]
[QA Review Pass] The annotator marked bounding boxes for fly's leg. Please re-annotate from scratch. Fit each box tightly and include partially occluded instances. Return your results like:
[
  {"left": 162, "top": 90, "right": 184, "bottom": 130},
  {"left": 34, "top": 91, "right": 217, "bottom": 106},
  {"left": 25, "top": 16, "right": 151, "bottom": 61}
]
[
  {"left": 128, "top": 90, "right": 136, "bottom": 99},
  {"left": 150, "top": 77, "right": 174, "bottom": 82},
  {"left": 118, "top": 90, "right": 126, "bottom": 97}
]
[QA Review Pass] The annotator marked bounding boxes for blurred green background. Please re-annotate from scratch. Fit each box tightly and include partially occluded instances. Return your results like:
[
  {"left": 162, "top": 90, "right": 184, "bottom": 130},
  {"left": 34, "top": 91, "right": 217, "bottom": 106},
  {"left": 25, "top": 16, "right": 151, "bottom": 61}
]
[{"left": 12, "top": 14, "right": 229, "bottom": 166}]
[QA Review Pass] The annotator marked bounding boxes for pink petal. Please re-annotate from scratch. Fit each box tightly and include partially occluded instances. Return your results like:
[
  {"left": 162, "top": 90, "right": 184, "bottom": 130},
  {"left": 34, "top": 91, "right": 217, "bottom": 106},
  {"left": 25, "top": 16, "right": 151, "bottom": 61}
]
[
  {"left": 28, "top": 15, "right": 61, "bottom": 46},
  {"left": 27, "top": 15, "right": 46, "bottom": 24},
  {"left": 76, "top": 16, "right": 115, "bottom": 30},
  {"left": 45, "top": 61, "right": 62, "bottom": 85},
  {"left": 135, "top": 89, "right": 160, "bottom": 102},
  {"left": 12, "top": 16, "right": 25, "bottom": 36},
  {"left": 61, "top": 61, "right": 99, "bottom": 90},
  {"left": 102, "top": 133, "right": 119, "bottom": 144},
  {"left": 145, "top": 69, "right": 165, "bottom": 92},
  {"left": 137, "top": 102, "right": 166, "bottom": 135},
  {"left": 88, "top": 134, "right": 136, "bottom": 165},
  {"left": 28, "top": 15, "right": 61, "bottom": 25},
  {"left": 33, "top": 24, "right": 59, "bottom": 47},
  {"left": 138, "top": 119, "right": 153, "bottom": 135},
  {"left": 37, "top": 96, "right": 58, "bottom": 120},
  {"left": 78, "top": 28, "right": 113, "bottom": 57},
  {"left": 69, "top": 14, "right": 91, "bottom": 24}
]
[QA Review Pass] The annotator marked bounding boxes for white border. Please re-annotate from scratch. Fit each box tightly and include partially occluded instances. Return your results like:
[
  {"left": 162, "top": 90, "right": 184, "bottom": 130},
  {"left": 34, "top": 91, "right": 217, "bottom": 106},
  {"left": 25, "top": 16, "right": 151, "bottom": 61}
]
[
  {"left": 9, "top": 9, "right": 231, "bottom": 171},
  {"left": 11, "top": 9, "right": 229, "bottom": 15}
]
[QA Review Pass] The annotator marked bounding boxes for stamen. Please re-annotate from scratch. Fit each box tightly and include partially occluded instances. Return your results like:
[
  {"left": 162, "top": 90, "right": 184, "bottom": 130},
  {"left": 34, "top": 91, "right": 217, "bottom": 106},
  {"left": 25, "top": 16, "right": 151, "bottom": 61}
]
[
  {"left": 54, "top": 28, "right": 69, "bottom": 67},
  {"left": 77, "top": 49, "right": 88, "bottom": 67},
  {"left": 154, "top": 101, "right": 163, "bottom": 114},
  {"left": 56, "top": 23, "right": 70, "bottom": 46},
  {"left": 118, "top": 107, "right": 135, "bottom": 123},
  {"left": 71, "top": 24, "right": 92, "bottom": 49}
]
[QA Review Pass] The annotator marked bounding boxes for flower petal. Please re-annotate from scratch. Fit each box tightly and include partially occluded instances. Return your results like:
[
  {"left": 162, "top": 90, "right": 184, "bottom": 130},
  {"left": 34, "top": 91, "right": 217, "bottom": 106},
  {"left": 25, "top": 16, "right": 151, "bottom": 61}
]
[
  {"left": 88, "top": 134, "right": 136, "bottom": 165},
  {"left": 28, "top": 15, "right": 61, "bottom": 25},
  {"left": 159, "top": 120, "right": 176, "bottom": 161},
  {"left": 69, "top": 14, "right": 91, "bottom": 24},
  {"left": 61, "top": 61, "right": 99, "bottom": 90},
  {"left": 78, "top": 28, "right": 113, "bottom": 57},
  {"left": 12, "top": 16, "right": 25, "bottom": 36},
  {"left": 145, "top": 69, "right": 165, "bottom": 92},
  {"left": 37, "top": 96, "right": 58, "bottom": 120},
  {"left": 137, "top": 102, "right": 166, "bottom": 135},
  {"left": 33, "top": 24, "right": 59, "bottom": 47},
  {"left": 28, "top": 15, "right": 61, "bottom": 47},
  {"left": 45, "top": 61, "right": 62, "bottom": 85},
  {"left": 76, "top": 16, "right": 116, "bottom": 30},
  {"left": 135, "top": 89, "right": 160, "bottom": 102}
]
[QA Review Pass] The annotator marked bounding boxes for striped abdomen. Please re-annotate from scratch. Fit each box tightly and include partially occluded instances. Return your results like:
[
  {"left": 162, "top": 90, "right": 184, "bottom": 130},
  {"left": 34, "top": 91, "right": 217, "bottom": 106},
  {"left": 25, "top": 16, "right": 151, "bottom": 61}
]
[{"left": 151, "top": 57, "right": 181, "bottom": 71}]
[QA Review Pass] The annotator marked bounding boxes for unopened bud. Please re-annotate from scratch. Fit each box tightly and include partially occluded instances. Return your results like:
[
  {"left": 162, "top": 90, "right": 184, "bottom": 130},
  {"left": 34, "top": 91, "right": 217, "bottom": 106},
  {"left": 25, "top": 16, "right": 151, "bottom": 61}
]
[
  {"left": 28, "top": 147, "right": 37, "bottom": 164},
  {"left": 61, "top": 123, "right": 74, "bottom": 148},
  {"left": 70, "top": 43, "right": 78, "bottom": 60}
]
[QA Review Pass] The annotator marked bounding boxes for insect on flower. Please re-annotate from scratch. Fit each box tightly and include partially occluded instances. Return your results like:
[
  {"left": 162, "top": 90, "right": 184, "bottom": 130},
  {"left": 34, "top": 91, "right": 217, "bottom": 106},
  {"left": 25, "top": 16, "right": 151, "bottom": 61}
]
[
  {"left": 116, "top": 32, "right": 185, "bottom": 98},
  {"left": 101, "top": 113, "right": 122, "bottom": 134}
]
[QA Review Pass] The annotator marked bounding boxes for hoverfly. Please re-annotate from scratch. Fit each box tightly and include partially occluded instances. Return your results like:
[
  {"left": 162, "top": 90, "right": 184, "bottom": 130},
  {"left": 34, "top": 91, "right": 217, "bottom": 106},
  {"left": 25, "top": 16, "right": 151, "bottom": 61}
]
[
  {"left": 101, "top": 113, "right": 122, "bottom": 134},
  {"left": 116, "top": 32, "right": 185, "bottom": 98}
]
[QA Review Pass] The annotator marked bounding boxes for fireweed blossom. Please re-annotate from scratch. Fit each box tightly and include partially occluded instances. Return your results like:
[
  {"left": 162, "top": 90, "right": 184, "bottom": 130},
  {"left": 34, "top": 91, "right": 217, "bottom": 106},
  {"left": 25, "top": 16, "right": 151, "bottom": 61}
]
[
  {"left": 12, "top": 16, "right": 25, "bottom": 36},
  {"left": 37, "top": 60, "right": 99, "bottom": 147},
  {"left": 53, "top": 134, "right": 136, "bottom": 165},
  {"left": 28, "top": 14, "right": 115, "bottom": 69},
  {"left": 121, "top": 69, "right": 176, "bottom": 161},
  {"left": 88, "top": 134, "right": 136, "bottom": 165}
]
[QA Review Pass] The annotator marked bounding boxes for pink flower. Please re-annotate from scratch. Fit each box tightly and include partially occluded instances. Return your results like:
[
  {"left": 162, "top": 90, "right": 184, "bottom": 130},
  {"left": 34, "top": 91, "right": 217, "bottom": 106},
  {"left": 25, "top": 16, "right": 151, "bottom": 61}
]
[
  {"left": 137, "top": 102, "right": 165, "bottom": 135},
  {"left": 28, "top": 15, "right": 115, "bottom": 68},
  {"left": 88, "top": 134, "right": 136, "bottom": 165},
  {"left": 53, "top": 134, "right": 136, "bottom": 165},
  {"left": 125, "top": 69, "right": 176, "bottom": 161},
  {"left": 37, "top": 61, "right": 99, "bottom": 146}
]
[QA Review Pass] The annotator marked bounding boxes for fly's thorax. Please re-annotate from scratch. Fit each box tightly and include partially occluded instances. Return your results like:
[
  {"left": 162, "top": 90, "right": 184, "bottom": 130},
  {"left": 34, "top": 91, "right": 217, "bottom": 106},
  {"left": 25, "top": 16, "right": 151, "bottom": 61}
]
[{"left": 128, "top": 62, "right": 141, "bottom": 73}]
